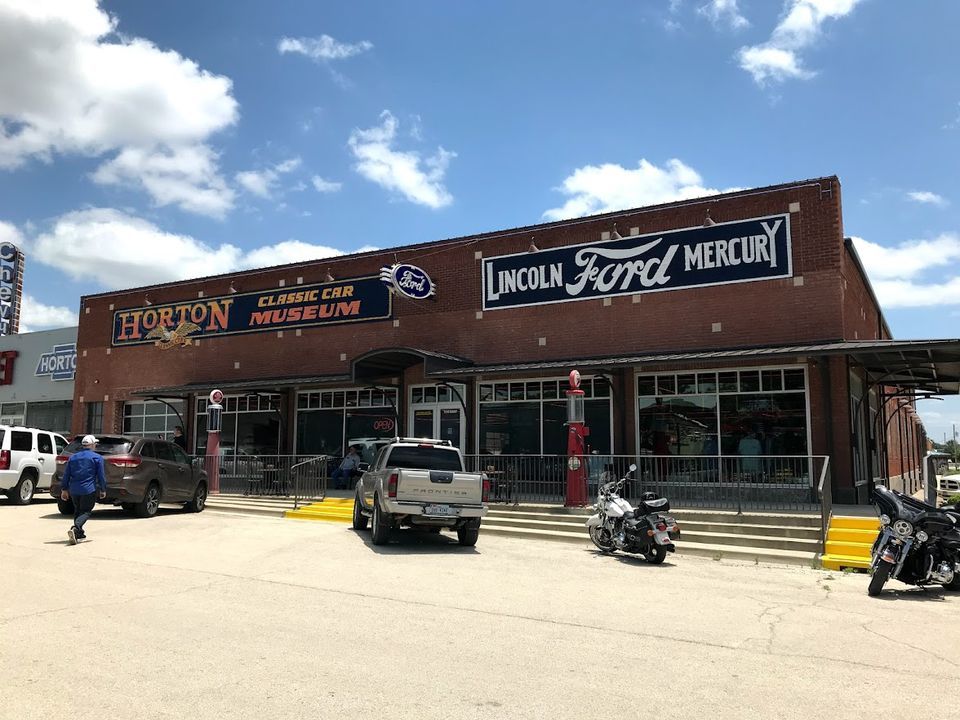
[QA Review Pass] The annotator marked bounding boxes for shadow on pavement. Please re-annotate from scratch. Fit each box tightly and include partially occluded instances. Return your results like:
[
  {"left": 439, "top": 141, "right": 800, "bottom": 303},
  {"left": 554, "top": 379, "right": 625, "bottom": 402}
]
[
  {"left": 873, "top": 586, "right": 949, "bottom": 602},
  {"left": 580, "top": 547, "right": 677, "bottom": 569},
  {"left": 37, "top": 506, "right": 189, "bottom": 522},
  {"left": 350, "top": 526, "right": 480, "bottom": 555}
]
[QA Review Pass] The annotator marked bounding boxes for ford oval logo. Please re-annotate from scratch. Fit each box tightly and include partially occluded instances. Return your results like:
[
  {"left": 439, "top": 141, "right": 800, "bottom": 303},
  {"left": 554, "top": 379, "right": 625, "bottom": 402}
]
[{"left": 380, "top": 263, "right": 436, "bottom": 300}]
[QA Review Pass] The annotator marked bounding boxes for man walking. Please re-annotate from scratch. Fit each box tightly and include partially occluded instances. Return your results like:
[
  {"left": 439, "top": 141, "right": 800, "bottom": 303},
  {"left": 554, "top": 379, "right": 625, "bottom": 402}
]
[{"left": 61, "top": 435, "right": 107, "bottom": 545}]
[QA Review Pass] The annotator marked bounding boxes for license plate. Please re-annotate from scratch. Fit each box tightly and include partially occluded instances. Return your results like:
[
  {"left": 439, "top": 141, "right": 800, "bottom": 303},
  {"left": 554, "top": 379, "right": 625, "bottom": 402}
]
[{"left": 423, "top": 504, "right": 456, "bottom": 516}]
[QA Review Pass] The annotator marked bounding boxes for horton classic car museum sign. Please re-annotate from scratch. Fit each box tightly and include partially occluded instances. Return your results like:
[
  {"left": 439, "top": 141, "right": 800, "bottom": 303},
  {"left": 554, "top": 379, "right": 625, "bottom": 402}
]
[
  {"left": 482, "top": 214, "right": 792, "bottom": 310},
  {"left": 113, "top": 276, "right": 392, "bottom": 347}
]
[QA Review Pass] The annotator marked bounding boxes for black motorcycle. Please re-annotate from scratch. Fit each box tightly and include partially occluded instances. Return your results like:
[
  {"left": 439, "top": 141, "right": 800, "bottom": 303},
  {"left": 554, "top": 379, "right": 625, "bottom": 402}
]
[{"left": 868, "top": 485, "right": 960, "bottom": 597}]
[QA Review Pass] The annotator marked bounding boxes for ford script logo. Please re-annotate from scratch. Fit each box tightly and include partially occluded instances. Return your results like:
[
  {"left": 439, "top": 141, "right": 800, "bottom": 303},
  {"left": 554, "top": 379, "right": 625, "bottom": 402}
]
[
  {"left": 379, "top": 263, "right": 436, "bottom": 300},
  {"left": 35, "top": 343, "right": 77, "bottom": 381}
]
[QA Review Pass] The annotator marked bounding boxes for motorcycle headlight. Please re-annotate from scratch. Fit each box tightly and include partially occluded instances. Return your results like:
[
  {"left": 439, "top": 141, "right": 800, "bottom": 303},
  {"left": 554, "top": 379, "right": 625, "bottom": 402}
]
[
  {"left": 892, "top": 520, "right": 913, "bottom": 538},
  {"left": 879, "top": 514, "right": 891, "bottom": 526},
  {"left": 916, "top": 530, "right": 929, "bottom": 543}
]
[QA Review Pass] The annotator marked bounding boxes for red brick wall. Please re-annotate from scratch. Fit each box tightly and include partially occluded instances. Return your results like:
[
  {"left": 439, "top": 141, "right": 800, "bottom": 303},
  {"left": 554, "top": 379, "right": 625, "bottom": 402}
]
[{"left": 76, "top": 175, "right": 885, "bottom": 497}]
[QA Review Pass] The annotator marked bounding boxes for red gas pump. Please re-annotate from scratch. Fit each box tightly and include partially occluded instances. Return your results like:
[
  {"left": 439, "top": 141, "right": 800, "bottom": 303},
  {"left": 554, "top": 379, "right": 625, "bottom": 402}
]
[
  {"left": 565, "top": 370, "right": 590, "bottom": 507},
  {"left": 206, "top": 389, "right": 223, "bottom": 494}
]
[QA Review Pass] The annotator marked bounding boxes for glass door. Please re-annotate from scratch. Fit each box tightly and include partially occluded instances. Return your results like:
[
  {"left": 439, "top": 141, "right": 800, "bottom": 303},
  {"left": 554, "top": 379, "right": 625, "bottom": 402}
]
[{"left": 409, "top": 384, "right": 465, "bottom": 449}]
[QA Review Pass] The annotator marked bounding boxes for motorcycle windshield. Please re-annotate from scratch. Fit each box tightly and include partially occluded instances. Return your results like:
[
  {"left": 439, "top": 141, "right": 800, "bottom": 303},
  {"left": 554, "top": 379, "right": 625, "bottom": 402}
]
[{"left": 872, "top": 486, "right": 920, "bottom": 522}]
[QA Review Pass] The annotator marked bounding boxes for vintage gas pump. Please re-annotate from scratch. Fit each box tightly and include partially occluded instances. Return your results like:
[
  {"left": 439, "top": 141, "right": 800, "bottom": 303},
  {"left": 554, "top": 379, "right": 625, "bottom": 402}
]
[
  {"left": 206, "top": 389, "right": 223, "bottom": 494},
  {"left": 565, "top": 370, "right": 590, "bottom": 507}
]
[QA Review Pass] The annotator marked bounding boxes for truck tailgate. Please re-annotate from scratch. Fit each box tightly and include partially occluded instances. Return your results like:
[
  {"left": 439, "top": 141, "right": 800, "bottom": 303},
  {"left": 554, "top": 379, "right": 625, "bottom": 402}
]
[{"left": 396, "top": 469, "right": 483, "bottom": 505}]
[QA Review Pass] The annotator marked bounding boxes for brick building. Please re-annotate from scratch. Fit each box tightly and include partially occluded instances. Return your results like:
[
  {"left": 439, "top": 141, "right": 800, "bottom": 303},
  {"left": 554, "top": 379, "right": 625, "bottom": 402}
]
[{"left": 72, "top": 176, "right": 960, "bottom": 504}]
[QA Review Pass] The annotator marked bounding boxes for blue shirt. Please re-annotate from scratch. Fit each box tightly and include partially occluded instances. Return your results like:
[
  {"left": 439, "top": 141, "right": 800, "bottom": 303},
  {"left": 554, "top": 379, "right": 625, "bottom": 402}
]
[
  {"left": 63, "top": 449, "right": 107, "bottom": 495},
  {"left": 339, "top": 452, "right": 359, "bottom": 471}
]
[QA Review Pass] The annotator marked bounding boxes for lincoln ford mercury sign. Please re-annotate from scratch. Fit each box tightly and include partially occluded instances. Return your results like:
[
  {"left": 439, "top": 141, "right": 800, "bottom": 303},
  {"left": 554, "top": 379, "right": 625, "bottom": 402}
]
[
  {"left": 482, "top": 214, "right": 792, "bottom": 310},
  {"left": 112, "top": 276, "right": 392, "bottom": 347}
]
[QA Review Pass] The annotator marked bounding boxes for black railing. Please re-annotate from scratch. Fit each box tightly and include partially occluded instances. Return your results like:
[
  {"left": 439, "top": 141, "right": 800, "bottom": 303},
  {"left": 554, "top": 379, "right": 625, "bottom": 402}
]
[{"left": 465, "top": 453, "right": 827, "bottom": 512}]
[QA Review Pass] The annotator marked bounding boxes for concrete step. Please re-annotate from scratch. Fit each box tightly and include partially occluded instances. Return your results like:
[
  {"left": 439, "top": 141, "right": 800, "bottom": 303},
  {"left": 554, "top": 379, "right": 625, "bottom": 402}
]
[
  {"left": 477, "top": 524, "right": 817, "bottom": 567},
  {"left": 484, "top": 513, "right": 820, "bottom": 542},
  {"left": 488, "top": 505, "right": 822, "bottom": 528}
]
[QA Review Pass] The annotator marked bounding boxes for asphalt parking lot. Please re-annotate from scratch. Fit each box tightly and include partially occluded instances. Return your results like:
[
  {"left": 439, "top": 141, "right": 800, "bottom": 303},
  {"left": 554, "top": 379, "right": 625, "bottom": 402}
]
[{"left": 2, "top": 499, "right": 959, "bottom": 720}]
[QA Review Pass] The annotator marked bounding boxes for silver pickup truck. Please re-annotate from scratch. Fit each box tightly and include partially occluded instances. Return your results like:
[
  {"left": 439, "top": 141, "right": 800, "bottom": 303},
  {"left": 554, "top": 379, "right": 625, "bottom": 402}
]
[{"left": 351, "top": 438, "right": 488, "bottom": 546}]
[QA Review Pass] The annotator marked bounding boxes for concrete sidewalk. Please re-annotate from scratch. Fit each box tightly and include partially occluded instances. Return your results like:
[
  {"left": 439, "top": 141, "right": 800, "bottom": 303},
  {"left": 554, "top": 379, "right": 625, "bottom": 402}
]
[{"left": 3, "top": 499, "right": 958, "bottom": 719}]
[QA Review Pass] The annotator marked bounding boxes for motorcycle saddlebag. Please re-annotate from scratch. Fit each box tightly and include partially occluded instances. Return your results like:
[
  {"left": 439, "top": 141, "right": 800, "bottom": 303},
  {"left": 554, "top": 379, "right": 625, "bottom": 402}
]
[{"left": 639, "top": 497, "right": 670, "bottom": 514}]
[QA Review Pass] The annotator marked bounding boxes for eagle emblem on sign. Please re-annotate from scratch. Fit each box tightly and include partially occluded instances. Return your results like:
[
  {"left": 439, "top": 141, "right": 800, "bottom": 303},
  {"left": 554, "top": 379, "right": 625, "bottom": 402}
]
[{"left": 145, "top": 322, "right": 201, "bottom": 350}]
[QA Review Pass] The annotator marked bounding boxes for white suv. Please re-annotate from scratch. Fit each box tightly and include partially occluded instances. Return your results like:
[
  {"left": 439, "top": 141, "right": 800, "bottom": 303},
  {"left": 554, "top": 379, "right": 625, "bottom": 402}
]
[{"left": 0, "top": 426, "right": 68, "bottom": 505}]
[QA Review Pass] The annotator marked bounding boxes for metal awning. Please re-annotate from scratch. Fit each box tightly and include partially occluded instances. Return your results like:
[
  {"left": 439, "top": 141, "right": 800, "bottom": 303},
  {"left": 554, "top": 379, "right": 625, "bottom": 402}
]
[
  {"left": 352, "top": 347, "right": 472, "bottom": 382},
  {"left": 432, "top": 339, "right": 960, "bottom": 394},
  {"left": 131, "top": 373, "right": 353, "bottom": 398}
]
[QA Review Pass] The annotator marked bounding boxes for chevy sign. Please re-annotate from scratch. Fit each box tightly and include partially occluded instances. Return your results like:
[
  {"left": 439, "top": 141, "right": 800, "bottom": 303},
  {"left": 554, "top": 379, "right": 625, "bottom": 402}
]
[
  {"left": 35, "top": 343, "right": 77, "bottom": 381},
  {"left": 0, "top": 242, "right": 22, "bottom": 335},
  {"left": 482, "top": 214, "right": 792, "bottom": 310}
]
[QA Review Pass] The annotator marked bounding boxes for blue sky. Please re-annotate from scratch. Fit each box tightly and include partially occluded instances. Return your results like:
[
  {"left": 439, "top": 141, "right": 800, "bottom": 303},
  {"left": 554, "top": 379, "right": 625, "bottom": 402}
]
[{"left": 0, "top": 0, "right": 958, "bottom": 441}]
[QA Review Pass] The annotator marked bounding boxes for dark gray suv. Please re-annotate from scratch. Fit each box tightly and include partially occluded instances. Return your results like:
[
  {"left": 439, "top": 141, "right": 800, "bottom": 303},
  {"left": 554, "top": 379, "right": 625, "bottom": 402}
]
[{"left": 50, "top": 435, "right": 208, "bottom": 518}]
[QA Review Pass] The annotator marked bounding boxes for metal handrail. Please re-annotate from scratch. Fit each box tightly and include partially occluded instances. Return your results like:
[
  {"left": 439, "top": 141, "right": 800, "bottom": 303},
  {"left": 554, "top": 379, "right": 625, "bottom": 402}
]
[
  {"left": 292, "top": 455, "right": 329, "bottom": 510},
  {"left": 816, "top": 456, "right": 832, "bottom": 545}
]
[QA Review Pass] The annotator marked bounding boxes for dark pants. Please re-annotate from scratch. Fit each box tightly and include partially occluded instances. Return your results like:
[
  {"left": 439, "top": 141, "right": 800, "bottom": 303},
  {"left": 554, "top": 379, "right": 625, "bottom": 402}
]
[
  {"left": 72, "top": 492, "right": 97, "bottom": 537},
  {"left": 331, "top": 467, "right": 354, "bottom": 490}
]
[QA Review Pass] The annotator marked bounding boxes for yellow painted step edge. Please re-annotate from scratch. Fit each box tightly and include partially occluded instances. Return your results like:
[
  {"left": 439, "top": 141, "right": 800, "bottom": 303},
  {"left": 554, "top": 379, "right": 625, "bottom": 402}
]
[
  {"left": 284, "top": 510, "right": 352, "bottom": 523},
  {"left": 831, "top": 517, "right": 880, "bottom": 531},
  {"left": 821, "top": 555, "right": 872, "bottom": 571},
  {"left": 827, "top": 528, "right": 878, "bottom": 542}
]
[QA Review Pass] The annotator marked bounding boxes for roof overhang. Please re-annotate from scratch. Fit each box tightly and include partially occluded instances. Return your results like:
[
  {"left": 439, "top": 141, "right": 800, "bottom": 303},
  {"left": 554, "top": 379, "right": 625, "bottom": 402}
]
[
  {"left": 436, "top": 339, "right": 960, "bottom": 395},
  {"left": 131, "top": 373, "right": 352, "bottom": 398},
  {"left": 352, "top": 347, "right": 472, "bottom": 382}
]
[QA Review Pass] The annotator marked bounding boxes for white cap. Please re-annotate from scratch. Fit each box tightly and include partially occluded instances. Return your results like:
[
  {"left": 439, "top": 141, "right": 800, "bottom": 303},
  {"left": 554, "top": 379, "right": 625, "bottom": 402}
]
[{"left": 82, "top": 434, "right": 98, "bottom": 446}]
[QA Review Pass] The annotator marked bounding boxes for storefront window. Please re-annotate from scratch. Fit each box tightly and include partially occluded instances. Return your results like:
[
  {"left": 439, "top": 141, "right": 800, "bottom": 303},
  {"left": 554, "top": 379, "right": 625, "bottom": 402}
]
[
  {"left": 637, "top": 367, "right": 809, "bottom": 481},
  {"left": 195, "top": 394, "right": 281, "bottom": 456},
  {"left": 295, "top": 388, "right": 398, "bottom": 457},
  {"left": 477, "top": 377, "right": 614, "bottom": 455},
  {"left": 123, "top": 401, "right": 184, "bottom": 440}
]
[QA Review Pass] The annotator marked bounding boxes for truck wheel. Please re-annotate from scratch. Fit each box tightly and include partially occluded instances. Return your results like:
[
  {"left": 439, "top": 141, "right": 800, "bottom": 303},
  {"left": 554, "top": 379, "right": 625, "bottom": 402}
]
[
  {"left": 135, "top": 482, "right": 161, "bottom": 518},
  {"left": 370, "top": 500, "right": 391, "bottom": 545},
  {"left": 457, "top": 526, "right": 480, "bottom": 547},
  {"left": 352, "top": 492, "right": 368, "bottom": 531},
  {"left": 11, "top": 473, "right": 36, "bottom": 505},
  {"left": 57, "top": 498, "right": 74, "bottom": 515}
]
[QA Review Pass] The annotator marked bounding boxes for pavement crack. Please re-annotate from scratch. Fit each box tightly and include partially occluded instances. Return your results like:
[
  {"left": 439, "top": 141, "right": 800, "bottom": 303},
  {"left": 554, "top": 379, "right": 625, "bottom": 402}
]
[
  {"left": 861, "top": 622, "right": 960, "bottom": 668},
  {"left": 0, "top": 577, "right": 230, "bottom": 627}
]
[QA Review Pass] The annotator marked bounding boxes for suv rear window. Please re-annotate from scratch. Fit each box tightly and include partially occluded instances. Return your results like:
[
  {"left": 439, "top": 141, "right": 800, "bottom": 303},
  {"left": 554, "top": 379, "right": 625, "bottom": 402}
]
[
  {"left": 64, "top": 437, "right": 134, "bottom": 455},
  {"left": 11, "top": 431, "right": 32, "bottom": 452},
  {"left": 385, "top": 446, "right": 463, "bottom": 471}
]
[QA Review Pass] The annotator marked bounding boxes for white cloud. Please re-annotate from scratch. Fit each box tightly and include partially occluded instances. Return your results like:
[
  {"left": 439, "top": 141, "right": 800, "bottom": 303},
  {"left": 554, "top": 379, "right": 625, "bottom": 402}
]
[
  {"left": 235, "top": 157, "right": 302, "bottom": 199},
  {"left": 92, "top": 145, "right": 235, "bottom": 218},
  {"left": 698, "top": 0, "right": 750, "bottom": 29},
  {"left": 27, "top": 208, "right": 376, "bottom": 290},
  {"left": 0, "top": 220, "right": 23, "bottom": 247},
  {"left": 543, "top": 158, "right": 740, "bottom": 221},
  {"left": 311, "top": 176, "right": 343, "bottom": 193},
  {"left": 18, "top": 295, "right": 76, "bottom": 332},
  {"left": 277, "top": 35, "right": 372, "bottom": 61},
  {"left": 738, "top": 0, "right": 864, "bottom": 85},
  {"left": 348, "top": 111, "right": 455, "bottom": 209},
  {"left": 852, "top": 233, "right": 960, "bottom": 308},
  {"left": 0, "top": 0, "right": 238, "bottom": 216},
  {"left": 907, "top": 191, "right": 948, "bottom": 207}
]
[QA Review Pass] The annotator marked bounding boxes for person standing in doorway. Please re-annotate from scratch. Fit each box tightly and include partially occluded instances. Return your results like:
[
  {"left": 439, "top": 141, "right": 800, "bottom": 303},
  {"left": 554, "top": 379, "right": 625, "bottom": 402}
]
[
  {"left": 61, "top": 435, "right": 107, "bottom": 545},
  {"left": 173, "top": 425, "right": 187, "bottom": 451}
]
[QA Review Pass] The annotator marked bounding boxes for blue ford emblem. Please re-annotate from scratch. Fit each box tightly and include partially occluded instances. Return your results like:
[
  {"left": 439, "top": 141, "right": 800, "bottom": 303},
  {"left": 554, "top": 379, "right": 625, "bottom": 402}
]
[{"left": 379, "top": 263, "right": 435, "bottom": 300}]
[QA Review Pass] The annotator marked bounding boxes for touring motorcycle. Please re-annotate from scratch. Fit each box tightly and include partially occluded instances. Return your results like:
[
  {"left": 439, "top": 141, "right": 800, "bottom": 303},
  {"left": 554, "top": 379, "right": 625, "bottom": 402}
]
[
  {"left": 868, "top": 484, "right": 960, "bottom": 597},
  {"left": 585, "top": 464, "right": 679, "bottom": 563}
]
